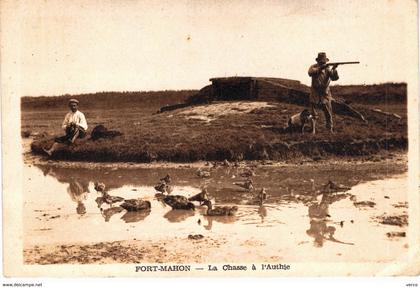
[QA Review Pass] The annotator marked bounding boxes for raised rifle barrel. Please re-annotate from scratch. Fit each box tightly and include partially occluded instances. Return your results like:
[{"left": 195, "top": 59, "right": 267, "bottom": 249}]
[{"left": 328, "top": 61, "right": 360, "bottom": 65}]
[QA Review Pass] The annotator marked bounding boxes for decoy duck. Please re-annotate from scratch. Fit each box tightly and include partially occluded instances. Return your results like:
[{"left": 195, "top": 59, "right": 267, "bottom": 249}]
[
  {"left": 233, "top": 178, "right": 254, "bottom": 191},
  {"left": 163, "top": 195, "right": 195, "bottom": 210},
  {"left": 154, "top": 182, "right": 165, "bottom": 193},
  {"left": 201, "top": 199, "right": 238, "bottom": 216},
  {"left": 102, "top": 191, "right": 124, "bottom": 205},
  {"left": 188, "top": 188, "right": 209, "bottom": 205},
  {"left": 154, "top": 181, "right": 173, "bottom": 194},
  {"left": 120, "top": 199, "right": 151, "bottom": 212},
  {"left": 95, "top": 191, "right": 124, "bottom": 207},
  {"left": 160, "top": 174, "right": 171, "bottom": 184},
  {"left": 94, "top": 182, "right": 106, "bottom": 192}
]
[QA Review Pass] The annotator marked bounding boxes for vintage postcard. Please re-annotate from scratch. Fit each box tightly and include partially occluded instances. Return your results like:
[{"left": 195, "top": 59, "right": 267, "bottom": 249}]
[{"left": 1, "top": 0, "right": 419, "bottom": 278}]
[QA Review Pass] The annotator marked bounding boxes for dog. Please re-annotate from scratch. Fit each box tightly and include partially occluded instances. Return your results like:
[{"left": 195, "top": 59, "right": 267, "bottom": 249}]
[{"left": 287, "top": 109, "right": 314, "bottom": 134}]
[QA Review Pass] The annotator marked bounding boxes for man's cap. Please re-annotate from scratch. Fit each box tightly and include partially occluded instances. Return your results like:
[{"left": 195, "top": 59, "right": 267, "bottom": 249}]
[
  {"left": 316, "top": 52, "right": 329, "bottom": 62},
  {"left": 68, "top": 98, "right": 79, "bottom": 104}
]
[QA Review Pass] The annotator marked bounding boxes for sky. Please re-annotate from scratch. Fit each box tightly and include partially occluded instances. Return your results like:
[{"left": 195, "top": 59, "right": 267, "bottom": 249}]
[{"left": 3, "top": 0, "right": 418, "bottom": 96}]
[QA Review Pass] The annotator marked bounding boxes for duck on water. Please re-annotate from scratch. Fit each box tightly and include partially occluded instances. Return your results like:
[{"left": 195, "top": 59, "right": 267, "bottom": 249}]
[
  {"left": 163, "top": 195, "right": 195, "bottom": 210},
  {"left": 188, "top": 188, "right": 209, "bottom": 205},
  {"left": 201, "top": 199, "right": 238, "bottom": 216}
]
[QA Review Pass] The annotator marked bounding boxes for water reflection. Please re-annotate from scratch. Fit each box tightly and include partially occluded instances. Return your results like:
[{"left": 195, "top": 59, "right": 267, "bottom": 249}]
[
  {"left": 203, "top": 215, "right": 237, "bottom": 230},
  {"left": 32, "top": 163, "right": 407, "bottom": 238},
  {"left": 67, "top": 180, "right": 90, "bottom": 215},
  {"left": 258, "top": 206, "right": 267, "bottom": 223},
  {"left": 42, "top": 163, "right": 364, "bottom": 241},
  {"left": 121, "top": 210, "right": 151, "bottom": 223},
  {"left": 163, "top": 209, "right": 195, "bottom": 223},
  {"left": 95, "top": 196, "right": 105, "bottom": 208},
  {"left": 35, "top": 162, "right": 375, "bottom": 206},
  {"left": 101, "top": 206, "right": 124, "bottom": 222},
  {"left": 24, "top": 162, "right": 408, "bottom": 262},
  {"left": 306, "top": 193, "right": 354, "bottom": 247}
]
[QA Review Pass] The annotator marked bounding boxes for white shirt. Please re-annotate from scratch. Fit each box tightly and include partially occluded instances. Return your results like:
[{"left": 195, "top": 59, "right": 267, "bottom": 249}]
[{"left": 62, "top": 110, "right": 88, "bottom": 131}]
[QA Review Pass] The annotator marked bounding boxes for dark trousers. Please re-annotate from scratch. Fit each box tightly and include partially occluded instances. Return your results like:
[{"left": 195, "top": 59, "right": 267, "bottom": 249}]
[
  {"left": 311, "top": 101, "right": 333, "bottom": 130},
  {"left": 55, "top": 125, "right": 86, "bottom": 144}
]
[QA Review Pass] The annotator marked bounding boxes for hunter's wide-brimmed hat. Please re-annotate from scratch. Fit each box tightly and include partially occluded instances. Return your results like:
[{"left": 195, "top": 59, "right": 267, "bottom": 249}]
[
  {"left": 316, "top": 52, "right": 329, "bottom": 62},
  {"left": 68, "top": 98, "right": 79, "bottom": 105}
]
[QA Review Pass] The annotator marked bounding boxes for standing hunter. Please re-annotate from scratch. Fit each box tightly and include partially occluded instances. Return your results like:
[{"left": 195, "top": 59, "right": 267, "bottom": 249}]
[{"left": 308, "top": 52, "right": 339, "bottom": 134}]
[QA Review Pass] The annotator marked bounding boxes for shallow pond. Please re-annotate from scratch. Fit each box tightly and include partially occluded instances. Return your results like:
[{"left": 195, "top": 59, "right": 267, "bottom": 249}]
[{"left": 23, "top": 161, "right": 409, "bottom": 263}]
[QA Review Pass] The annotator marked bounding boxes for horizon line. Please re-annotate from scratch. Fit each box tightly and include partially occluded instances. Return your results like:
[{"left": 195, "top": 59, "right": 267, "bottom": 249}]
[{"left": 21, "top": 81, "right": 407, "bottom": 98}]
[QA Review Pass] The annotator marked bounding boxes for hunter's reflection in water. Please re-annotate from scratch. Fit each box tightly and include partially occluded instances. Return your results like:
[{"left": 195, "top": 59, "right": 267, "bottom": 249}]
[
  {"left": 258, "top": 206, "right": 267, "bottom": 223},
  {"left": 67, "top": 180, "right": 90, "bottom": 215},
  {"left": 306, "top": 192, "right": 354, "bottom": 247}
]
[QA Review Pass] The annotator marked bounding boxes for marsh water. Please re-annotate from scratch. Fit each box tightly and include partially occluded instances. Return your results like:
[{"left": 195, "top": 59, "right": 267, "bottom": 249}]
[{"left": 23, "top": 160, "right": 409, "bottom": 263}]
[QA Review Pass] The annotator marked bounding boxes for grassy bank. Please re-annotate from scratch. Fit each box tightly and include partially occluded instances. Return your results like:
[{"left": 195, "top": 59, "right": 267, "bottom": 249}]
[{"left": 26, "top": 97, "right": 407, "bottom": 162}]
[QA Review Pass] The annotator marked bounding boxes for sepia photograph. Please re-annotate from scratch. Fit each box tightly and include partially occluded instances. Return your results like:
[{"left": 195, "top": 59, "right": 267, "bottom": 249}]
[{"left": 1, "top": 0, "right": 419, "bottom": 281}]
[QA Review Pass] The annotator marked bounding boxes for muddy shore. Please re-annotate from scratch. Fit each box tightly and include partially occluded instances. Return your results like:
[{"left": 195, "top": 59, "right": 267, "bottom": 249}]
[{"left": 23, "top": 137, "right": 407, "bottom": 171}]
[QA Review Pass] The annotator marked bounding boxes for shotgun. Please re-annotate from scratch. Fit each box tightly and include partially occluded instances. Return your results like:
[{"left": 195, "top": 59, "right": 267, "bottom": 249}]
[{"left": 325, "top": 61, "right": 360, "bottom": 68}]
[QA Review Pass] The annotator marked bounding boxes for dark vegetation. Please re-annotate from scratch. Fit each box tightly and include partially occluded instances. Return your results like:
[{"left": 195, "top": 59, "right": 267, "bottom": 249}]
[
  {"left": 21, "top": 90, "right": 195, "bottom": 111},
  {"left": 22, "top": 84, "right": 407, "bottom": 162}
]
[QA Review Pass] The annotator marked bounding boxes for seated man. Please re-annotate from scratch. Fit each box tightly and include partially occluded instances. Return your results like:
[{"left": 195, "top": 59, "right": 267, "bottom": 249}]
[{"left": 43, "top": 98, "right": 88, "bottom": 156}]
